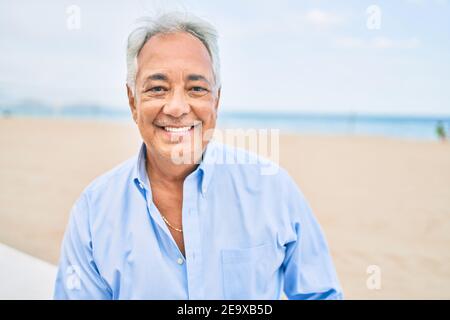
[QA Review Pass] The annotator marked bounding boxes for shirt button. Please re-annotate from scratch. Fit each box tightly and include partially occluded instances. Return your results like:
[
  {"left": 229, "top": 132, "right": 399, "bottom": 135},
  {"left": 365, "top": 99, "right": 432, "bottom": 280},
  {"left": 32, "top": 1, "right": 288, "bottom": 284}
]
[{"left": 177, "top": 258, "right": 184, "bottom": 265}]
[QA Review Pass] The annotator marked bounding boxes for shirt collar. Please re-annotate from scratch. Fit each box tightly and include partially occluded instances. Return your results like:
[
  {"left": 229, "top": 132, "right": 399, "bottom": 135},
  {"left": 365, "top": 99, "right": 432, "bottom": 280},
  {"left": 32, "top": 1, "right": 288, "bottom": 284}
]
[
  {"left": 133, "top": 140, "right": 217, "bottom": 196},
  {"left": 133, "top": 143, "right": 151, "bottom": 195},
  {"left": 197, "top": 139, "right": 217, "bottom": 195}
]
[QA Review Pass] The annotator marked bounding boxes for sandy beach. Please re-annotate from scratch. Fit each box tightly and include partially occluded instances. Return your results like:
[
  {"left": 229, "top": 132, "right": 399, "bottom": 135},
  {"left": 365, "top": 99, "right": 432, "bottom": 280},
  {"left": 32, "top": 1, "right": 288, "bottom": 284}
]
[{"left": 1, "top": 117, "right": 449, "bottom": 299}]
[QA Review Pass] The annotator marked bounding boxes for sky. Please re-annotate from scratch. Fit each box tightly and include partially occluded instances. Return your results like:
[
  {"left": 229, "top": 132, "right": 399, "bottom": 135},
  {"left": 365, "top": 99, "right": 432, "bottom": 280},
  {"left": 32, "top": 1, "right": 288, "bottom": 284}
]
[{"left": 0, "top": 0, "right": 449, "bottom": 116}]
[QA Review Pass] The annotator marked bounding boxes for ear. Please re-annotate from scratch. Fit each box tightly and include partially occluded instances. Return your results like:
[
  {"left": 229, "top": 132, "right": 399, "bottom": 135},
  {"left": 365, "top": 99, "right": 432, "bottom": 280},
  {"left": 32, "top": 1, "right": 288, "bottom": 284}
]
[{"left": 126, "top": 84, "right": 137, "bottom": 123}]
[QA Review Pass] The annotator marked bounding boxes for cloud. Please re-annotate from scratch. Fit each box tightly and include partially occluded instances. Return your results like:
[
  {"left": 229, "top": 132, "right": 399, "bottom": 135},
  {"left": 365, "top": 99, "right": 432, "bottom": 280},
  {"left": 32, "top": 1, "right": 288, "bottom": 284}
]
[
  {"left": 404, "top": 0, "right": 448, "bottom": 5},
  {"left": 334, "top": 36, "right": 421, "bottom": 49},
  {"left": 372, "top": 37, "right": 420, "bottom": 49},
  {"left": 303, "top": 9, "right": 345, "bottom": 28}
]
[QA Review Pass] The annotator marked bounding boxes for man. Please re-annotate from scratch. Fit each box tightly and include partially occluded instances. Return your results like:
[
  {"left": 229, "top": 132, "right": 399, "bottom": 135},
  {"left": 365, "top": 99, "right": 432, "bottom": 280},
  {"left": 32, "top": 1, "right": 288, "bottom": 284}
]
[{"left": 54, "top": 12, "right": 343, "bottom": 299}]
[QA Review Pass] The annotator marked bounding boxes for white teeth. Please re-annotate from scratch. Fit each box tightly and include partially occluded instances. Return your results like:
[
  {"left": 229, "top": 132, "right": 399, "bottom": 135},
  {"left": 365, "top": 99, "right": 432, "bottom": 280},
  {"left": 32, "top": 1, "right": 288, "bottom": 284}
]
[{"left": 164, "top": 126, "right": 192, "bottom": 132}]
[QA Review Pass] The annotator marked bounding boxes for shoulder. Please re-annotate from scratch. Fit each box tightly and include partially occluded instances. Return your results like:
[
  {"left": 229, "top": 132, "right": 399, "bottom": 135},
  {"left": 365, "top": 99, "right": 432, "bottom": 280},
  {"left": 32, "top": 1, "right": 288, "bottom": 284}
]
[
  {"left": 210, "top": 142, "right": 298, "bottom": 195},
  {"left": 65, "top": 155, "right": 138, "bottom": 241},
  {"left": 70, "top": 155, "right": 137, "bottom": 221},
  {"left": 82, "top": 156, "right": 136, "bottom": 197}
]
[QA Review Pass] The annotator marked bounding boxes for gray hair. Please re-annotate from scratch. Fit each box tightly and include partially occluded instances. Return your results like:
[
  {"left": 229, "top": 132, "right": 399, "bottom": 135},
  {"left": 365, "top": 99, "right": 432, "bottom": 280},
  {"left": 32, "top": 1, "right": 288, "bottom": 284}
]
[{"left": 126, "top": 12, "right": 221, "bottom": 95}]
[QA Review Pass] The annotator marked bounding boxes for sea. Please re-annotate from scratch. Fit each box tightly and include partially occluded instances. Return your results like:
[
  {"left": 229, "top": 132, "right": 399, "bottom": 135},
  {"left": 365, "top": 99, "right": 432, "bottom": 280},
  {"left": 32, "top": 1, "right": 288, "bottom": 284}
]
[{"left": 2, "top": 105, "right": 450, "bottom": 141}]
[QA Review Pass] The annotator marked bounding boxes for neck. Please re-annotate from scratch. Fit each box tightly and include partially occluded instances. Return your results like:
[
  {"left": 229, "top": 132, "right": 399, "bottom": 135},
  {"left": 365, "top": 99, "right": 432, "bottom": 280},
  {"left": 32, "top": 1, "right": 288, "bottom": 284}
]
[{"left": 146, "top": 147, "right": 200, "bottom": 188}]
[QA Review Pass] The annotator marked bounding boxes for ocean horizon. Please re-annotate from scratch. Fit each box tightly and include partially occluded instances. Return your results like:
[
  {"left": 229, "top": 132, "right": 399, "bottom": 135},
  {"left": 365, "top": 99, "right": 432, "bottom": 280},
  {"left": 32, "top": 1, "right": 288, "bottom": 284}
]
[{"left": 2, "top": 105, "right": 450, "bottom": 141}]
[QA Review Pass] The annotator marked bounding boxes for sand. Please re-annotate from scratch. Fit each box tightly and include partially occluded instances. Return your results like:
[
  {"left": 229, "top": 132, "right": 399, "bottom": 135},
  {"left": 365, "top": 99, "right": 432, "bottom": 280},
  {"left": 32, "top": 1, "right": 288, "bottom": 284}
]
[{"left": 1, "top": 117, "right": 449, "bottom": 299}]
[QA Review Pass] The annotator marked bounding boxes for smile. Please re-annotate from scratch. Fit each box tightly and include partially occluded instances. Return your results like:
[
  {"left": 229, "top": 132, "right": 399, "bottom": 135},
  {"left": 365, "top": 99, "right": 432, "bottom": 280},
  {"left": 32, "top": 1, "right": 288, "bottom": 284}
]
[
  {"left": 163, "top": 126, "right": 194, "bottom": 132},
  {"left": 154, "top": 123, "right": 202, "bottom": 140}
]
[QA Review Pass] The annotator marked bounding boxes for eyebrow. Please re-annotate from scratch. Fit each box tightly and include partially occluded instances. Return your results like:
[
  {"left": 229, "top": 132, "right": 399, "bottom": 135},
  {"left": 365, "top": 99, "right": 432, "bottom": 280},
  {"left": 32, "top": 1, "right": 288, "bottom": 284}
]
[
  {"left": 145, "top": 73, "right": 168, "bottom": 82},
  {"left": 186, "top": 74, "right": 210, "bottom": 84},
  {"left": 143, "top": 73, "right": 211, "bottom": 85}
]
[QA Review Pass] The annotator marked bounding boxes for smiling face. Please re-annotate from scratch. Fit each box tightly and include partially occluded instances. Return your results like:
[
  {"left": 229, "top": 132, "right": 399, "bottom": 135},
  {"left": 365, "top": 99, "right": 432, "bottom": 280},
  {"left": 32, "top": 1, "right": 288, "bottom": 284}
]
[{"left": 127, "top": 32, "right": 220, "bottom": 164}]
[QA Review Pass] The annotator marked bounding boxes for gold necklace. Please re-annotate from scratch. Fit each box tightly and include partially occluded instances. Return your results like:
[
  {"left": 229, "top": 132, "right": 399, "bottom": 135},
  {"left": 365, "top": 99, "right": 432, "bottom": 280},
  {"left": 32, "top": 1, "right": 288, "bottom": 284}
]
[{"left": 161, "top": 214, "right": 183, "bottom": 233}]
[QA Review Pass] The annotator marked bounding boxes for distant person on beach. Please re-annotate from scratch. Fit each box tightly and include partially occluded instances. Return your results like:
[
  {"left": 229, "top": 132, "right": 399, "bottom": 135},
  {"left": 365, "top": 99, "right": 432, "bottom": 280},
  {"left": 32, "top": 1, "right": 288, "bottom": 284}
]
[
  {"left": 53, "top": 12, "right": 342, "bottom": 300},
  {"left": 436, "top": 121, "right": 446, "bottom": 142}
]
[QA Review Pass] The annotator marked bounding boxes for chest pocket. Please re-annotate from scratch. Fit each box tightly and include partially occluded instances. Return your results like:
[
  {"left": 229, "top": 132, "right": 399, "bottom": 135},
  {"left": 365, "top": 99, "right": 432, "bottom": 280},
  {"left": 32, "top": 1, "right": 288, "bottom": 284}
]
[{"left": 221, "top": 243, "right": 276, "bottom": 299}]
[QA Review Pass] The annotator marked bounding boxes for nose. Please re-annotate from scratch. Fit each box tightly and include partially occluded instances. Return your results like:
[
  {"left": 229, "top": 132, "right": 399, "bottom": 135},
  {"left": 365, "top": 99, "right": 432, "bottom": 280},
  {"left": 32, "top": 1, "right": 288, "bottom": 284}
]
[{"left": 162, "top": 88, "right": 190, "bottom": 118}]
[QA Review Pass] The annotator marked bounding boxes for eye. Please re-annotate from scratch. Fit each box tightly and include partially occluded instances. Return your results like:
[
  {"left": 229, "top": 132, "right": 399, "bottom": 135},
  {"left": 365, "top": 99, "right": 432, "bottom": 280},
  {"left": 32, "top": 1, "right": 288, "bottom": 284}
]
[
  {"left": 189, "top": 86, "right": 208, "bottom": 93},
  {"left": 148, "top": 86, "right": 167, "bottom": 93}
]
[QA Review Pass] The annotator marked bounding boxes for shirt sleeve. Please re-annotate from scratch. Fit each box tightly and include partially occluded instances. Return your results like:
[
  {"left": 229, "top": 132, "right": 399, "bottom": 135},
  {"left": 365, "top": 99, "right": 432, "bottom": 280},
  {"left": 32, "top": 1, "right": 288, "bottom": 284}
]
[
  {"left": 54, "top": 192, "right": 112, "bottom": 299},
  {"left": 281, "top": 174, "right": 344, "bottom": 300}
]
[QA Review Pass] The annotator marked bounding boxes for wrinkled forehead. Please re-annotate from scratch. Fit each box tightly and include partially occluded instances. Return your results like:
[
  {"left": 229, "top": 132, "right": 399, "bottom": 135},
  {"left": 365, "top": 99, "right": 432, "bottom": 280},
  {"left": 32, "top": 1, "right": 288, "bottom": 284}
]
[{"left": 136, "top": 32, "right": 214, "bottom": 83}]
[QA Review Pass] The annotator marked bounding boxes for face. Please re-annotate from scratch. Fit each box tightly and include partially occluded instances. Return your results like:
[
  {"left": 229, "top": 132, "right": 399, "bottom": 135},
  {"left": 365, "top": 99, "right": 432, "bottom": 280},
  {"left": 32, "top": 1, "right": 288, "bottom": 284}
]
[{"left": 127, "top": 32, "right": 220, "bottom": 164}]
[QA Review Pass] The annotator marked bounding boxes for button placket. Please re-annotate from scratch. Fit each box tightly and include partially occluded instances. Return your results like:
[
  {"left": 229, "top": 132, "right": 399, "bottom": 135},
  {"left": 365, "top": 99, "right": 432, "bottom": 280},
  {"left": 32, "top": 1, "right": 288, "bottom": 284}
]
[
  {"left": 182, "top": 176, "right": 204, "bottom": 299},
  {"left": 186, "top": 217, "right": 200, "bottom": 298}
]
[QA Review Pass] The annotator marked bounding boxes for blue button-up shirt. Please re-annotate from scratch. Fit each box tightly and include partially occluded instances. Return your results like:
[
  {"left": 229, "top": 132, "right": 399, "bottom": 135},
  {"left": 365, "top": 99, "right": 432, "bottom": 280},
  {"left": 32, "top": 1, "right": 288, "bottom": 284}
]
[{"left": 54, "top": 141, "right": 343, "bottom": 299}]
